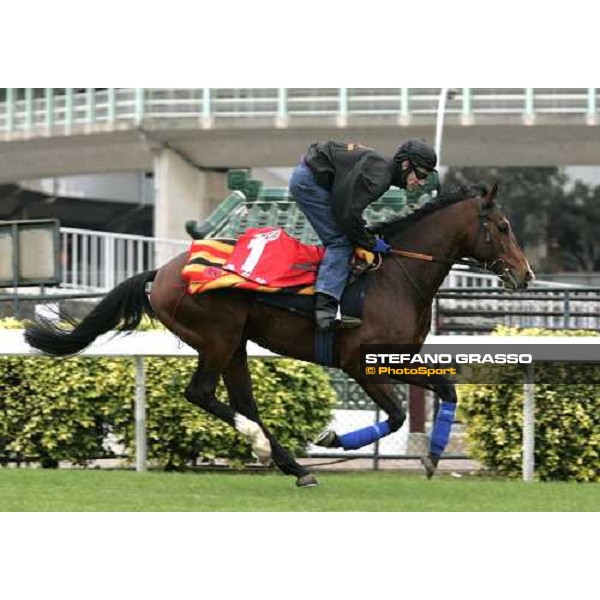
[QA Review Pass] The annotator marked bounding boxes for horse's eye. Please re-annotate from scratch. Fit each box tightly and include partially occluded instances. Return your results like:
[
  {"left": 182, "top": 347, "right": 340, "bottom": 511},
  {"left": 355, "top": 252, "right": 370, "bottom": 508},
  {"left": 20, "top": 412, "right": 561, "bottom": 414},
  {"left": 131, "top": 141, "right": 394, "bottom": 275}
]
[{"left": 498, "top": 221, "right": 509, "bottom": 234}]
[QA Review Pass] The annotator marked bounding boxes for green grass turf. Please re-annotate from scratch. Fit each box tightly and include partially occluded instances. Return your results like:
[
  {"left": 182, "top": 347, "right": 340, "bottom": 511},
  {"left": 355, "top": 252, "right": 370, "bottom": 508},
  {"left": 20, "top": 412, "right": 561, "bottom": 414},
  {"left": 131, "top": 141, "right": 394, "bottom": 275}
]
[{"left": 0, "top": 469, "right": 599, "bottom": 511}]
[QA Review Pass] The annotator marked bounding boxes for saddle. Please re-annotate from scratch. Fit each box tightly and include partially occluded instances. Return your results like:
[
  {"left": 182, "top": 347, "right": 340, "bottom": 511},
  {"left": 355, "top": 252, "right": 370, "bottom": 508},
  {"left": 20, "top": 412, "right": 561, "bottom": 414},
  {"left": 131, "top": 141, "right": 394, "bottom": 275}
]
[
  {"left": 181, "top": 227, "right": 375, "bottom": 331},
  {"left": 182, "top": 227, "right": 377, "bottom": 297}
]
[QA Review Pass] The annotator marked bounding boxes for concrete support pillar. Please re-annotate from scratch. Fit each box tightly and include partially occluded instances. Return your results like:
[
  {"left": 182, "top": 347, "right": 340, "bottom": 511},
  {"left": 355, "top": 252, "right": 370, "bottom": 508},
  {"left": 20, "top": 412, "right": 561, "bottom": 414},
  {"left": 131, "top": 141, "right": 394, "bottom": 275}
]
[{"left": 153, "top": 148, "right": 227, "bottom": 264}]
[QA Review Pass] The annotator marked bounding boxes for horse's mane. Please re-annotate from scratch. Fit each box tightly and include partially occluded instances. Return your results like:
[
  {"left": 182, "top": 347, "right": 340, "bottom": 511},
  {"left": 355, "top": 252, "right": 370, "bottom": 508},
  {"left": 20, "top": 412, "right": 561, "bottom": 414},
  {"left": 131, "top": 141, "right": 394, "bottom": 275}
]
[{"left": 371, "top": 184, "right": 488, "bottom": 238}]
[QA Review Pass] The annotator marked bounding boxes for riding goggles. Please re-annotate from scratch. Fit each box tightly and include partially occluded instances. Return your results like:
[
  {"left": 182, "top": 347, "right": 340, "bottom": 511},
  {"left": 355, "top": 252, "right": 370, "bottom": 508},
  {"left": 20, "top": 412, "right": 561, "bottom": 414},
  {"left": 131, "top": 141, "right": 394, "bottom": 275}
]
[{"left": 411, "top": 164, "right": 432, "bottom": 181}]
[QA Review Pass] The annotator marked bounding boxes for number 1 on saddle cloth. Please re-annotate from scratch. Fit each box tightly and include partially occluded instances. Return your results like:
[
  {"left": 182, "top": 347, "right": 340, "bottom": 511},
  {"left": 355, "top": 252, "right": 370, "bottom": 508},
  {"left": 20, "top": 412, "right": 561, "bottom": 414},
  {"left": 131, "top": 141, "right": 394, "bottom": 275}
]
[{"left": 224, "top": 227, "right": 324, "bottom": 288}]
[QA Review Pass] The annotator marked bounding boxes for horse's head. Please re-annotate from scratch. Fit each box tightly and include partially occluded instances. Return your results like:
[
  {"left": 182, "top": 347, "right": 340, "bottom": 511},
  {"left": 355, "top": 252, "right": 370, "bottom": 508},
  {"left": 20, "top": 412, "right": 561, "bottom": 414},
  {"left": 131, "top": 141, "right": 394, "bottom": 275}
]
[{"left": 468, "top": 183, "right": 534, "bottom": 290}]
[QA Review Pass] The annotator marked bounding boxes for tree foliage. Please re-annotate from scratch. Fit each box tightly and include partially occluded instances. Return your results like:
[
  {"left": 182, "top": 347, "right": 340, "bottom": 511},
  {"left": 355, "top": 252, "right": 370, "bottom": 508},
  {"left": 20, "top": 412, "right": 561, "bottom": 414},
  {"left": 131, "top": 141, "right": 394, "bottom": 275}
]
[
  {"left": 458, "top": 326, "right": 600, "bottom": 482},
  {"left": 443, "top": 167, "right": 600, "bottom": 272}
]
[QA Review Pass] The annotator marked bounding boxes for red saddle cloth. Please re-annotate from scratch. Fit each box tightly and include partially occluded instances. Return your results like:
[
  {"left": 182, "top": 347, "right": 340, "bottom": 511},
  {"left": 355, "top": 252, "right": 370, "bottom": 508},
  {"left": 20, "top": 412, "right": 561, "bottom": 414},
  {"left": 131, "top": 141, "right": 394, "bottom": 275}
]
[
  {"left": 182, "top": 227, "right": 325, "bottom": 295},
  {"left": 224, "top": 227, "right": 324, "bottom": 287}
]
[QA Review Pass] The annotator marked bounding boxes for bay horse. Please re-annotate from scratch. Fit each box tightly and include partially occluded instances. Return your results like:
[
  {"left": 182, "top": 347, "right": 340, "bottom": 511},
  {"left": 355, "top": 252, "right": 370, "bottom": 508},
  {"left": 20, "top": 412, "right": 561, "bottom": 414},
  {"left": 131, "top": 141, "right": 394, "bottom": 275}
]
[{"left": 24, "top": 183, "right": 533, "bottom": 487}]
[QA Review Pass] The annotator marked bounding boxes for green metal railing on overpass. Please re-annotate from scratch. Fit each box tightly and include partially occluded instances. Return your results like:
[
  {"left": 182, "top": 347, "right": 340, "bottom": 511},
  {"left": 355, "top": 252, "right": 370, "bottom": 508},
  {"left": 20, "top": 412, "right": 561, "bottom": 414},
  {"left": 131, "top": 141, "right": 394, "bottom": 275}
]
[{"left": 0, "top": 88, "right": 598, "bottom": 133}]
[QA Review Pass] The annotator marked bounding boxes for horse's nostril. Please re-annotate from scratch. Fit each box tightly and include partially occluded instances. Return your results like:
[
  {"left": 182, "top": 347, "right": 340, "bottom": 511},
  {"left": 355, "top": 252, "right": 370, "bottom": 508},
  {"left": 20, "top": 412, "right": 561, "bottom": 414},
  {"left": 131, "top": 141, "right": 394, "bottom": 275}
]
[{"left": 525, "top": 270, "right": 535, "bottom": 282}]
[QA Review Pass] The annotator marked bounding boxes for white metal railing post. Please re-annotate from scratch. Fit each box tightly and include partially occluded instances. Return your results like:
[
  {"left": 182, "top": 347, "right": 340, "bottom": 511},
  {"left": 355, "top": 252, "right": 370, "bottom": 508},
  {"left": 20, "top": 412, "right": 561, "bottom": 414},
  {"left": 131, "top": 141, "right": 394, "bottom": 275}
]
[
  {"left": 60, "top": 230, "right": 68, "bottom": 285},
  {"left": 522, "top": 363, "right": 535, "bottom": 482},
  {"left": 524, "top": 88, "right": 535, "bottom": 125},
  {"left": 135, "top": 355, "right": 147, "bottom": 472},
  {"left": 65, "top": 88, "right": 74, "bottom": 129},
  {"left": 462, "top": 87, "right": 472, "bottom": 124},
  {"left": 91, "top": 234, "right": 99, "bottom": 288},
  {"left": 45, "top": 88, "right": 54, "bottom": 129},
  {"left": 24, "top": 88, "right": 33, "bottom": 129},
  {"left": 103, "top": 235, "right": 116, "bottom": 290},
  {"left": 202, "top": 88, "right": 212, "bottom": 128},
  {"left": 86, "top": 88, "right": 95, "bottom": 123},
  {"left": 6, "top": 88, "right": 15, "bottom": 131},
  {"left": 107, "top": 88, "right": 116, "bottom": 123},
  {"left": 587, "top": 88, "right": 597, "bottom": 125},
  {"left": 81, "top": 232, "right": 89, "bottom": 288},
  {"left": 70, "top": 231, "right": 79, "bottom": 288},
  {"left": 400, "top": 88, "right": 409, "bottom": 124},
  {"left": 135, "top": 88, "right": 145, "bottom": 125}
]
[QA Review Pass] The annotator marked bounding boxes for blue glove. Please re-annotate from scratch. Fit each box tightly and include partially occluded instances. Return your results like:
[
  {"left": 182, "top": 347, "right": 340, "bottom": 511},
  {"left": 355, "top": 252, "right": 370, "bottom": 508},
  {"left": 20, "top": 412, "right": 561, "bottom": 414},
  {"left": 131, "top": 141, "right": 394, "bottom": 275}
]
[{"left": 372, "top": 238, "right": 391, "bottom": 254}]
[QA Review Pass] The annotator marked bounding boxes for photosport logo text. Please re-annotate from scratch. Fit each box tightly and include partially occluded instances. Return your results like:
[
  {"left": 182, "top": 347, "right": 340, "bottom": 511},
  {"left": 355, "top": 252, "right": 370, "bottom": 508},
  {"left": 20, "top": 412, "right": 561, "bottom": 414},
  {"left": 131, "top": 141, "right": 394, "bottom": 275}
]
[{"left": 360, "top": 343, "right": 600, "bottom": 384}]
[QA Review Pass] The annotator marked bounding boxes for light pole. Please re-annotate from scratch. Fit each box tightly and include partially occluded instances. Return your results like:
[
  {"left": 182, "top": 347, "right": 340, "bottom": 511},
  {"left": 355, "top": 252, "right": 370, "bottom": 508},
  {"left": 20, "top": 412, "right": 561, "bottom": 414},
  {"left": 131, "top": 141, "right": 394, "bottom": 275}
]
[
  {"left": 435, "top": 88, "right": 461, "bottom": 166},
  {"left": 434, "top": 87, "right": 451, "bottom": 166}
]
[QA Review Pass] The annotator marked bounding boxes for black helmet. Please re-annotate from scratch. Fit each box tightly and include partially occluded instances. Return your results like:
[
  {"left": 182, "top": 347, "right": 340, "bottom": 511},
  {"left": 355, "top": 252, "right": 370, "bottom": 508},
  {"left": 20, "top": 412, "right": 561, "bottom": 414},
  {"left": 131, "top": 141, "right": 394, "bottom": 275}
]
[{"left": 394, "top": 139, "right": 438, "bottom": 174}]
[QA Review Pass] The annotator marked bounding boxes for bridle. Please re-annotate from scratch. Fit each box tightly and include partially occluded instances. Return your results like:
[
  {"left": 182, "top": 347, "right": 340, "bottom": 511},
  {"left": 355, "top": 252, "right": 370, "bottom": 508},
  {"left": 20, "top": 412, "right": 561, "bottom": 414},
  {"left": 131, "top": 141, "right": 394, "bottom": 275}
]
[{"left": 469, "top": 198, "right": 510, "bottom": 277}]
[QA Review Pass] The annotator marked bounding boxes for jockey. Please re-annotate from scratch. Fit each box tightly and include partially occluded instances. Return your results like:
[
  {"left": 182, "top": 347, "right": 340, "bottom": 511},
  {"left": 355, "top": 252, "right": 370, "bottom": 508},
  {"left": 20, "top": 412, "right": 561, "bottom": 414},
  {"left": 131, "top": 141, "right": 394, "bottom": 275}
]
[{"left": 289, "top": 139, "right": 438, "bottom": 329}]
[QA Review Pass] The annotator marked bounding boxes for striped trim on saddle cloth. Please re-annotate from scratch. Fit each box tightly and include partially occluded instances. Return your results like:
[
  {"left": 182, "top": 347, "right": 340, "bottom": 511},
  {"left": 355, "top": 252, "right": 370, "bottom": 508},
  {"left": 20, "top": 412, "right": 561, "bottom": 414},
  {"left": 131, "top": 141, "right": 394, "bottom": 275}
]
[{"left": 181, "top": 227, "right": 376, "bottom": 296}]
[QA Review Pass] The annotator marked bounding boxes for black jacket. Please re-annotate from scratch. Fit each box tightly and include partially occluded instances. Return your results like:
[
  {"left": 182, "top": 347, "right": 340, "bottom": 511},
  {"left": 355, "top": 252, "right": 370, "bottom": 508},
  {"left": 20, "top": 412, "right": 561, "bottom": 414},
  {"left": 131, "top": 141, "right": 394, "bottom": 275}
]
[{"left": 304, "top": 141, "right": 403, "bottom": 250}]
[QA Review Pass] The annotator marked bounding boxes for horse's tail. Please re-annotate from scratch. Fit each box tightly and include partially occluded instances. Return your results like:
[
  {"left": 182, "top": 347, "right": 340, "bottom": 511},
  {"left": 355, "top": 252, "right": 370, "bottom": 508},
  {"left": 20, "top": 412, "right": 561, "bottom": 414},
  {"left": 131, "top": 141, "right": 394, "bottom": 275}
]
[{"left": 24, "top": 270, "right": 158, "bottom": 357}]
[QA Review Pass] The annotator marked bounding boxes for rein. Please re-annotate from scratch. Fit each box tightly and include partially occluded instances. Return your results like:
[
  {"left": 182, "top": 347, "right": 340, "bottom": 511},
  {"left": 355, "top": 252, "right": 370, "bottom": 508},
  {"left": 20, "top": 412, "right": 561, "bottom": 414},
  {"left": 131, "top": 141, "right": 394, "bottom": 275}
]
[{"left": 390, "top": 248, "right": 483, "bottom": 270}]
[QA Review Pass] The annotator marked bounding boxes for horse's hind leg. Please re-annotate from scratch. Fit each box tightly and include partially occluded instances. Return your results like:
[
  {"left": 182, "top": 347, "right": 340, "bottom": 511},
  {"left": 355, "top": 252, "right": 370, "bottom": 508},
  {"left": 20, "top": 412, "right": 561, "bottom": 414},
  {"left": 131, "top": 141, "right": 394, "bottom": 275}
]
[
  {"left": 184, "top": 357, "right": 236, "bottom": 424},
  {"left": 421, "top": 376, "right": 458, "bottom": 479},
  {"left": 184, "top": 355, "right": 274, "bottom": 466},
  {"left": 314, "top": 369, "right": 406, "bottom": 451},
  {"left": 222, "top": 346, "right": 318, "bottom": 488},
  {"left": 150, "top": 267, "right": 274, "bottom": 468}
]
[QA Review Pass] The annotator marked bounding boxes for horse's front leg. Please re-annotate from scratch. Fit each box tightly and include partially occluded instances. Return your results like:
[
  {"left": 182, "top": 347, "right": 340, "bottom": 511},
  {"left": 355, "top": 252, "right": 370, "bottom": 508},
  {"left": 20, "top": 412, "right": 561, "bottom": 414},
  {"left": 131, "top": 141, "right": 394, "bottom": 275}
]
[
  {"left": 388, "top": 372, "right": 458, "bottom": 479},
  {"left": 421, "top": 377, "right": 458, "bottom": 479}
]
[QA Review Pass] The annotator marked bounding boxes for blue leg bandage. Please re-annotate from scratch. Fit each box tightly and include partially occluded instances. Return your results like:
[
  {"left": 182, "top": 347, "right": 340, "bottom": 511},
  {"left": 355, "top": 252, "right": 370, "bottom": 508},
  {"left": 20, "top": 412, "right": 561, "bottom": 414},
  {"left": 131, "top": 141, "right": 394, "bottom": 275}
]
[
  {"left": 430, "top": 401, "right": 457, "bottom": 456},
  {"left": 338, "top": 421, "right": 391, "bottom": 450}
]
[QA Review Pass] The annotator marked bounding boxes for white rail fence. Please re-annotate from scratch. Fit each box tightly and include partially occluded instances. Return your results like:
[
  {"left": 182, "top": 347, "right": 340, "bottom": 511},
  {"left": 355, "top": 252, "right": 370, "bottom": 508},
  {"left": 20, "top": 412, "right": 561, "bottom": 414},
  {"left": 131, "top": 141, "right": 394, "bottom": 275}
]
[
  {"left": 1, "top": 88, "right": 598, "bottom": 132},
  {"left": 60, "top": 228, "right": 188, "bottom": 292},
  {"left": 1, "top": 330, "right": 596, "bottom": 481},
  {"left": 436, "top": 267, "right": 600, "bottom": 332}
]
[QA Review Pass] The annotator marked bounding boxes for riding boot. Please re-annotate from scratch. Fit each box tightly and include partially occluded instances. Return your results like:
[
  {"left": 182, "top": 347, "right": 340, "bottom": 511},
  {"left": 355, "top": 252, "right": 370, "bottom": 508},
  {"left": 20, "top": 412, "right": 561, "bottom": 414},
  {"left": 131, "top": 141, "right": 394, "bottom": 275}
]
[
  {"left": 314, "top": 292, "right": 338, "bottom": 330},
  {"left": 315, "top": 293, "right": 362, "bottom": 329}
]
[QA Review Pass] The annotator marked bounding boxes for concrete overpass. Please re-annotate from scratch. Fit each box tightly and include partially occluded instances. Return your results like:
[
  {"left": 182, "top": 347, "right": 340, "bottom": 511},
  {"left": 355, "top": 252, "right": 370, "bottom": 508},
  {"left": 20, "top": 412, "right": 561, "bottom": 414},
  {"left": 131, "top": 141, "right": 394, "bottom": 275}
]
[{"left": 1, "top": 88, "right": 599, "bottom": 238}]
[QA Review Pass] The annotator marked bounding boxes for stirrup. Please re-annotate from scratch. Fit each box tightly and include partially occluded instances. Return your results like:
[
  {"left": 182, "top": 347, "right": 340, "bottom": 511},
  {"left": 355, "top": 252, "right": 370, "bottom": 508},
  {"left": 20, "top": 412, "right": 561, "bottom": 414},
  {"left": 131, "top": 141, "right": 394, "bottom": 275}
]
[{"left": 335, "top": 315, "right": 362, "bottom": 329}]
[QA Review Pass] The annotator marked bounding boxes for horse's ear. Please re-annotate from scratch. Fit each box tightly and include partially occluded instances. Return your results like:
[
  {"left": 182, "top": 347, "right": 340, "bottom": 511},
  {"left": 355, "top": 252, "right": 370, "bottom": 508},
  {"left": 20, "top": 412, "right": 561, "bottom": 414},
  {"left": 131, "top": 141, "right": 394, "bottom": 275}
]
[{"left": 485, "top": 182, "right": 499, "bottom": 206}]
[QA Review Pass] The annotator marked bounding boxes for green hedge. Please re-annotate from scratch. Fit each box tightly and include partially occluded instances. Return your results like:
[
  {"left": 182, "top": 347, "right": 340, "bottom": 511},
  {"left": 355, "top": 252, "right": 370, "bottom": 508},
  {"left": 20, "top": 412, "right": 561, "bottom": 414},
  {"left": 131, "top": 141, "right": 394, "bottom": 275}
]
[
  {"left": 458, "top": 326, "right": 600, "bottom": 482},
  {"left": 0, "top": 319, "right": 336, "bottom": 469}
]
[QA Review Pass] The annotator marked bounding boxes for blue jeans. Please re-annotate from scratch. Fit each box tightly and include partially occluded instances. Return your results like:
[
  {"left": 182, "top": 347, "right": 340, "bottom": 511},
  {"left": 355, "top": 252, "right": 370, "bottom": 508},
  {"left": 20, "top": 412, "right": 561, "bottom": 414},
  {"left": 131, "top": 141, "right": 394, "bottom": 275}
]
[{"left": 289, "top": 161, "right": 353, "bottom": 302}]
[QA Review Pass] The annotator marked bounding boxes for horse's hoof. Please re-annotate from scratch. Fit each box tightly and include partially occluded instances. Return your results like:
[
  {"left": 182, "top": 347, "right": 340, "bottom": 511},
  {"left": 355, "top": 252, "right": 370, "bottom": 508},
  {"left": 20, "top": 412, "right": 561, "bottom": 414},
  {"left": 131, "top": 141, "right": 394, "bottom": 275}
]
[
  {"left": 421, "top": 455, "right": 438, "bottom": 480},
  {"left": 296, "top": 474, "right": 319, "bottom": 488},
  {"left": 314, "top": 429, "right": 338, "bottom": 448}
]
